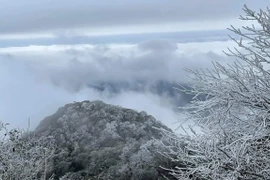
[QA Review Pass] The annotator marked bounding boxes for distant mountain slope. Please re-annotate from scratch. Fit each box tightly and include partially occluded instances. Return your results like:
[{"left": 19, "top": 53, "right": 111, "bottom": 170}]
[
  {"left": 88, "top": 81, "right": 194, "bottom": 106},
  {"left": 35, "top": 100, "right": 175, "bottom": 180}
]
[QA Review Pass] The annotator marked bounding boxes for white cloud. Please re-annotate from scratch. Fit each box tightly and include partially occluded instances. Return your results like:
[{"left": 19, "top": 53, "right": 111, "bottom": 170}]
[{"left": 0, "top": 40, "right": 236, "bottom": 132}]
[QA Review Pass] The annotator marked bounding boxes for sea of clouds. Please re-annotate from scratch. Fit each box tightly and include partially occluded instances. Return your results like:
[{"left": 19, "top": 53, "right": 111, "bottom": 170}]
[{"left": 0, "top": 39, "right": 235, "bottom": 132}]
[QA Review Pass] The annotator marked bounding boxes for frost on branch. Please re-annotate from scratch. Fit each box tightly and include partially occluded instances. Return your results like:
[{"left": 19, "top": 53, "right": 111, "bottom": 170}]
[
  {"left": 0, "top": 122, "right": 55, "bottom": 179},
  {"left": 162, "top": 5, "right": 270, "bottom": 180}
]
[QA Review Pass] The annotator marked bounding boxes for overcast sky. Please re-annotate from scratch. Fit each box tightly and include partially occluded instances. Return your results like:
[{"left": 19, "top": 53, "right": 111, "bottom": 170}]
[
  {"left": 0, "top": 0, "right": 268, "bottom": 40},
  {"left": 0, "top": 1, "right": 269, "bottom": 131}
]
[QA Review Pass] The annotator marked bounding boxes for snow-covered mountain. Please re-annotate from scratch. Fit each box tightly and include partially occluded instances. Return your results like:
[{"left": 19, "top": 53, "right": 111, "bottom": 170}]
[{"left": 35, "top": 100, "right": 176, "bottom": 179}]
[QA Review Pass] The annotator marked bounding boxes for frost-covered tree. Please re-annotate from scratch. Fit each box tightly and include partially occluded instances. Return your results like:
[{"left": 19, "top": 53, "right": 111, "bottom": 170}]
[
  {"left": 34, "top": 100, "right": 175, "bottom": 179},
  {"left": 162, "top": 5, "right": 270, "bottom": 180},
  {"left": 0, "top": 122, "right": 55, "bottom": 179}
]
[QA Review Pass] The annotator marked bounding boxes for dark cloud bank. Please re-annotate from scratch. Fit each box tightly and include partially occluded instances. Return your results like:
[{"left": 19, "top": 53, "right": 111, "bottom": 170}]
[{"left": 0, "top": 0, "right": 262, "bottom": 34}]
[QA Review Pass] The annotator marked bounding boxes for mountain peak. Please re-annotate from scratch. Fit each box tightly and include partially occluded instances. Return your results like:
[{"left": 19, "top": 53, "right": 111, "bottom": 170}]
[{"left": 35, "top": 100, "right": 173, "bottom": 179}]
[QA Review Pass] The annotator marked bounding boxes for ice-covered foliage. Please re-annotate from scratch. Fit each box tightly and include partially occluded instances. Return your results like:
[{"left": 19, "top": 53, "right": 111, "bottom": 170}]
[
  {"left": 35, "top": 100, "right": 175, "bottom": 180},
  {"left": 0, "top": 122, "right": 55, "bottom": 179},
  {"left": 162, "top": 5, "right": 270, "bottom": 180}
]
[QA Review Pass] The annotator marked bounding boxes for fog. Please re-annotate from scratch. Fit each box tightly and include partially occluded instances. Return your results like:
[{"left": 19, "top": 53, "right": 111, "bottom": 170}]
[{"left": 0, "top": 40, "right": 235, "bottom": 131}]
